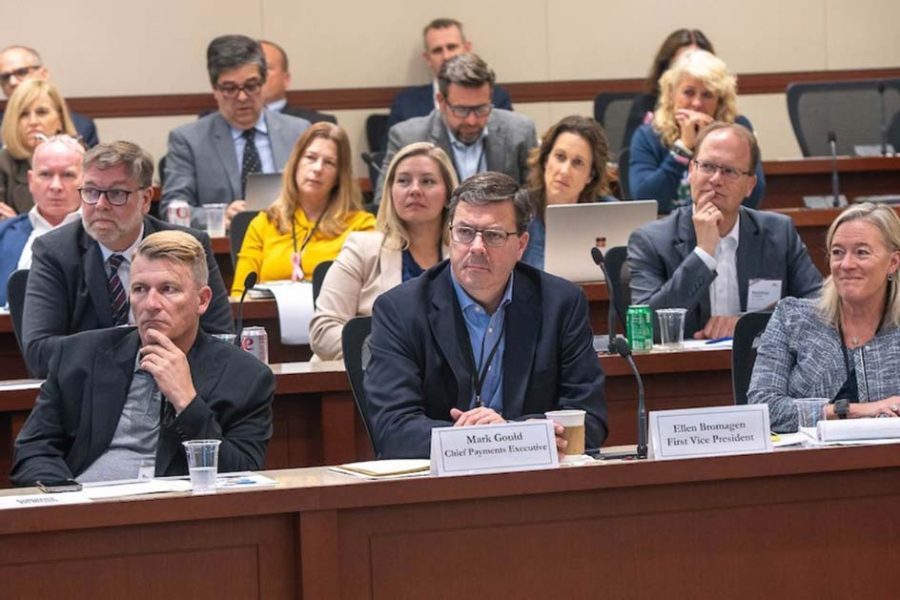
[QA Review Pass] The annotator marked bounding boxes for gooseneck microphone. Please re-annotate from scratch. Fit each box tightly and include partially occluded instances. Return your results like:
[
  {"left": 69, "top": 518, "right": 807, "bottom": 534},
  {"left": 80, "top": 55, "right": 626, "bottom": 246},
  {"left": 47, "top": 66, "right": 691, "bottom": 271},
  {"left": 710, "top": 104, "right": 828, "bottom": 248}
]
[
  {"left": 828, "top": 131, "right": 841, "bottom": 208},
  {"left": 614, "top": 336, "right": 648, "bottom": 459},
  {"left": 235, "top": 271, "right": 258, "bottom": 345},
  {"left": 878, "top": 82, "right": 889, "bottom": 157},
  {"left": 591, "top": 247, "right": 619, "bottom": 354}
]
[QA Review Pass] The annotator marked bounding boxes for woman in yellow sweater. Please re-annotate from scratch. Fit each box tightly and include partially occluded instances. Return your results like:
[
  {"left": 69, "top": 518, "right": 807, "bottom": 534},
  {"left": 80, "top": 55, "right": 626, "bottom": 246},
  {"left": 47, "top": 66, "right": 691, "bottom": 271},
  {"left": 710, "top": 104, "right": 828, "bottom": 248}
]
[{"left": 232, "top": 122, "right": 375, "bottom": 294}]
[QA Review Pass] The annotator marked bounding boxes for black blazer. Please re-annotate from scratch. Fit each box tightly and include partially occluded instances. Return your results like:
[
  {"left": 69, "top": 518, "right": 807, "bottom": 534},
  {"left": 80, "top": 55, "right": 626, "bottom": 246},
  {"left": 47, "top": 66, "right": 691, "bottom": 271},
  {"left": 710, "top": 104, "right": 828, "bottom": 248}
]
[
  {"left": 364, "top": 261, "right": 608, "bottom": 458},
  {"left": 22, "top": 215, "right": 234, "bottom": 378},
  {"left": 11, "top": 328, "right": 274, "bottom": 486}
]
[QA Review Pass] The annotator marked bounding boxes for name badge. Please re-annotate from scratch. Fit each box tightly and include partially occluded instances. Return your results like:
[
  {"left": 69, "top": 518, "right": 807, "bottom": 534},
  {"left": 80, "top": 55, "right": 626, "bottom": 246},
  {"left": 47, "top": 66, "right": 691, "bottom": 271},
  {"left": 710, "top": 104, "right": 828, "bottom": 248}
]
[
  {"left": 430, "top": 421, "right": 558, "bottom": 476},
  {"left": 649, "top": 404, "right": 772, "bottom": 460},
  {"left": 746, "top": 279, "right": 782, "bottom": 312}
]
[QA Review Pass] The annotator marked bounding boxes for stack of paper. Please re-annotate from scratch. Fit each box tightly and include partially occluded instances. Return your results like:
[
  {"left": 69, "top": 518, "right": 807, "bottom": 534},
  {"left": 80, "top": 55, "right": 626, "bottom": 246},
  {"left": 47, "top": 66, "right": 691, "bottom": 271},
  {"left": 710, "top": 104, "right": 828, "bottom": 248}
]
[
  {"left": 330, "top": 459, "right": 430, "bottom": 479},
  {"left": 817, "top": 418, "right": 900, "bottom": 443}
]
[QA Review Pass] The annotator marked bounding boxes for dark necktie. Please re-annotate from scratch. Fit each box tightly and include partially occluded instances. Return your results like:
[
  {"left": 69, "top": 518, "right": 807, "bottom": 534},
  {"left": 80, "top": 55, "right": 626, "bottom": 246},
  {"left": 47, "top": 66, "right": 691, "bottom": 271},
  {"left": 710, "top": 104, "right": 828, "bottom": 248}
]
[
  {"left": 107, "top": 253, "right": 129, "bottom": 326},
  {"left": 241, "top": 128, "right": 262, "bottom": 197}
]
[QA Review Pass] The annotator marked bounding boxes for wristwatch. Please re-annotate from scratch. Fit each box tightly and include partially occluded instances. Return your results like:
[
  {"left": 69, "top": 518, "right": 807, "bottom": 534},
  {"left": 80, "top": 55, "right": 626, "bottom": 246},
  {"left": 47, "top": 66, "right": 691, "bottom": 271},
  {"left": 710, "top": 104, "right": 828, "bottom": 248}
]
[{"left": 834, "top": 398, "right": 850, "bottom": 420}]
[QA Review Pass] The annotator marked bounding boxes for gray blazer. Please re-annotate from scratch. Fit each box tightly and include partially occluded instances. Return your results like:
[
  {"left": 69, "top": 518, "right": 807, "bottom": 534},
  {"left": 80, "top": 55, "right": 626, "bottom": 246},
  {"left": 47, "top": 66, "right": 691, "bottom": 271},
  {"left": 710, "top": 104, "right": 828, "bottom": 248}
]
[
  {"left": 374, "top": 108, "right": 537, "bottom": 202},
  {"left": 161, "top": 110, "right": 309, "bottom": 228},
  {"left": 628, "top": 206, "right": 823, "bottom": 338}
]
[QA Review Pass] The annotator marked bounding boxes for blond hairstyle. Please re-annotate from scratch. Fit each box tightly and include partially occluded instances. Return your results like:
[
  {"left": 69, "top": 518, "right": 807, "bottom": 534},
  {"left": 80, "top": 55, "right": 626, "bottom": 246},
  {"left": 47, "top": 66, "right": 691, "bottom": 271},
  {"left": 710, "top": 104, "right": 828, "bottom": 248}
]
[
  {"left": 1, "top": 79, "right": 76, "bottom": 160},
  {"left": 652, "top": 49, "right": 738, "bottom": 148},
  {"left": 818, "top": 203, "right": 900, "bottom": 329},
  {"left": 136, "top": 230, "right": 209, "bottom": 287},
  {"left": 376, "top": 142, "right": 458, "bottom": 250},
  {"left": 266, "top": 122, "right": 362, "bottom": 237}
]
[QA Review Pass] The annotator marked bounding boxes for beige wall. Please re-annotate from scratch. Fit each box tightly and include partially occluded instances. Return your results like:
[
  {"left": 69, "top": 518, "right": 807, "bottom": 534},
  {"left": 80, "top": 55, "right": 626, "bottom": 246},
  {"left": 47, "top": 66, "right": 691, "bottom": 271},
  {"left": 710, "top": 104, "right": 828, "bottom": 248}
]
[{"left": 3, "top": 0, "right": 898, "bottom": 175}]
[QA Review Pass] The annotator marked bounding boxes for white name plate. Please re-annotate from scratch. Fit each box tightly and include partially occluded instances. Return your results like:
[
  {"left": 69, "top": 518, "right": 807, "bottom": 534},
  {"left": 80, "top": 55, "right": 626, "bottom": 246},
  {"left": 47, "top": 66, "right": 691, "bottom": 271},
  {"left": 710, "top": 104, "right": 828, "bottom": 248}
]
[
  {"left": 430, "top": 421, "right": 558, "bottom": 476},
  {"left": 649, "top": 404, "right": 772, "bottom": 460}
]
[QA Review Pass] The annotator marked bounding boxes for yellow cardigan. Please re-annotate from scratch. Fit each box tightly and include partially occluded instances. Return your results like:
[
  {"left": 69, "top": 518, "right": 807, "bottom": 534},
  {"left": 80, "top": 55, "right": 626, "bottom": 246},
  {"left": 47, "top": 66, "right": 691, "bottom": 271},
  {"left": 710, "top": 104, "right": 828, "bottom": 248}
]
[{"left": 231, "top": 209, "right": 376, "bottom": 295}]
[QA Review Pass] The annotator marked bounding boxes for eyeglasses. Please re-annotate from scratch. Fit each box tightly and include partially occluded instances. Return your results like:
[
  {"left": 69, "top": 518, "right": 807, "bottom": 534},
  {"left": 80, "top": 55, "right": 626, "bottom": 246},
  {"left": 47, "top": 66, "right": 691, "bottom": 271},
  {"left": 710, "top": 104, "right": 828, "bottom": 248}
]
[
  {"left": 444, "top": 102, "right": 493, "bottom": 119},
  {"left": 79, "top": 187, "right": 143, "bottom": 206},
  {"left": 691, "top": 159, "right": 753, "bottom": 181},
  {"left": 215, "top": 79, "right": 263, "bottom": 98},
  {"left": 450, "top": 225, "right": 518, "bottom": 247},
  {"left": 0, "top": 65, "right": 41, "bottom": 85}
]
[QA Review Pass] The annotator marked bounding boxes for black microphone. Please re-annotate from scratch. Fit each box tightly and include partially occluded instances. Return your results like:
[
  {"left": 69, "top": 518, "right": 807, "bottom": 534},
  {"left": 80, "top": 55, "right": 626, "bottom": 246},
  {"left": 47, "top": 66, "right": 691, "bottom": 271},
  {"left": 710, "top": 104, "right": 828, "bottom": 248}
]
[
  {"left": 613, "top": 336, "right": 648, "bottom": 459},
  {"left": 234, "top": 271, "right": 257, "bottom": 346},
  {"left": 828, "top": 131, "right": 841, "bottom": 208},
  {"left": 591, "top": 247, "right": 620, "bottom": 354},
  {"left": 878, "top": 82, "right": 889, "bottom": 157}
]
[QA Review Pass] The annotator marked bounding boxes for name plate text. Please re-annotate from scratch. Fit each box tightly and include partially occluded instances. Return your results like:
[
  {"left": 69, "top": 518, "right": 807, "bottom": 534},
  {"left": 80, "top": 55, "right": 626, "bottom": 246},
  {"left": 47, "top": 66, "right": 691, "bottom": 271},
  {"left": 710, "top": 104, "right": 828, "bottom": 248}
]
[
  {"left": 650, "top": 404, "right": 772, "bottom": 460},
  {"left": 430, "top": 421, "right": 558, "bottom": 476}
]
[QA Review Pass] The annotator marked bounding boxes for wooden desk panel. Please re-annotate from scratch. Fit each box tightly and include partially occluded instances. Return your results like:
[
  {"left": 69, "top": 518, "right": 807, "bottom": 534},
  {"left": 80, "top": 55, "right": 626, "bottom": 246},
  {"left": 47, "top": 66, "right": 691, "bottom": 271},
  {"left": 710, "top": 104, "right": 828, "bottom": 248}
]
[
  {"left": 763, "top": 156, "right": 900, "bottom": 209},
  {"left": 3, "top": 445, "right": 900, "bottom": 598}
]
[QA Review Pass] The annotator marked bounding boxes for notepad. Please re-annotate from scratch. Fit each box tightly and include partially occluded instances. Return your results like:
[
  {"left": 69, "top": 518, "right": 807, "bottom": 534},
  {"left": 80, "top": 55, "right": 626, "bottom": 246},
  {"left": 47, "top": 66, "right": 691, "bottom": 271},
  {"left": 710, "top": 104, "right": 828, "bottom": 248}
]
[{"left": 330, "top": 459, "right": 430, "bottom": 479}]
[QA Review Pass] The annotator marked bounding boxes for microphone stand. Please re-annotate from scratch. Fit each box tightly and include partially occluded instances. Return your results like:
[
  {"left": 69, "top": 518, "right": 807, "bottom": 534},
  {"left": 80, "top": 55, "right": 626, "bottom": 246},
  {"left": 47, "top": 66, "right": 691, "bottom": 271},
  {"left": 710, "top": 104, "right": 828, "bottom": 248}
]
[
  {"left": 590, "top": 247, "right": 619, "bottom": 354},
  {"left": 828, "top": 131, "right": 841, "bottom": 208},
  {"left": 235, "top": 271, "right": 258, "bottom": 346},
  {"left": 878, "top": 82, "right": 889, "bottom": 157}
]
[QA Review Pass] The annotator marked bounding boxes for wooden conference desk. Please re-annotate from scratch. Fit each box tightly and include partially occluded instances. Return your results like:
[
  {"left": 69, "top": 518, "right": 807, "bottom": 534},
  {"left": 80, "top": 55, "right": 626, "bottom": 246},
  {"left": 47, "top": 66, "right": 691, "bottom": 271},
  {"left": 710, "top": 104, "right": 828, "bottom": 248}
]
[
  {"left": 0, "top": 348, "right": 732, "bottom": 488},
  {"left": 762, "top": 155, "right": 900, "bottom": 209},
  {"left": 3, "top": 444, "right": 900, "bottom": 598}
]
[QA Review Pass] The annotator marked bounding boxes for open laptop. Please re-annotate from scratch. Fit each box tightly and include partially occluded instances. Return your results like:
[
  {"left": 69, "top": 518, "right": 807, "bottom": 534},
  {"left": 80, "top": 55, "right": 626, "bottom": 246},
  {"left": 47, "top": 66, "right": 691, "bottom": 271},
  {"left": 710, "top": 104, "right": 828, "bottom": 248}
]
[
  {"left": 543, "top": 200, "right": 658, "bottom": 282},
  {"left": 244, "top": 172, "right": 284, "bottom": 211}
]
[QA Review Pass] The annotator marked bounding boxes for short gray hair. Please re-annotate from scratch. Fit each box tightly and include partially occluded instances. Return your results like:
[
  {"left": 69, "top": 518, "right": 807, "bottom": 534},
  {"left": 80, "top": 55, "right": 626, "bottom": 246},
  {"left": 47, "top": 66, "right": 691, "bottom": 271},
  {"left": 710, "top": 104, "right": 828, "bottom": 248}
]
[
  {"left": 437, "top": 53, "right": 495, "bottom": 98},
  {"left": 448, "top": 172, "right": 533, "bottom": 234},
  {"left": 207, "top": 35, "right": 266, "bottom": 87},
  {"left": 83, "top": 141, "right": 154, "bottom": 188}
]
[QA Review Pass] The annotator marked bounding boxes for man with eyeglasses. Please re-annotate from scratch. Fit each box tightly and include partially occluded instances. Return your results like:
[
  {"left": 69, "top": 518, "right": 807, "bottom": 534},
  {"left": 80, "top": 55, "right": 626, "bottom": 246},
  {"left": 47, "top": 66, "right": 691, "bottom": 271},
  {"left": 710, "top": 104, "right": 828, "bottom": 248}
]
[
  {"left": 21, "top": 141, "right": 234, "bottom": 378},
  {"left": 0, "top": 46, "right": 99, "bottom": 148},
  {"left": 628, "top": 123, "right": 821, "bottom": 340},
  {"left": 365, "top": 172, "right": 607, "bottom": 459},
  {"left": 161, "top": 34, "right": 309, "bottom": 230},
  {"left": 375, "top": 53, "right": 535, "bottom": 203}
]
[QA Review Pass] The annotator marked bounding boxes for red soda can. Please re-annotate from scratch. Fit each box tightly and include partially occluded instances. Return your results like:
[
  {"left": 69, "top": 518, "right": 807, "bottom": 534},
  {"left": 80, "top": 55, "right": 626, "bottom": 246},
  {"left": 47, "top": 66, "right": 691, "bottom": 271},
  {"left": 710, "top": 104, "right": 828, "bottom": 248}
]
[
  {"left": 240, "top": 326, "right": 269, "bottom": 364},
  {"left": 167, "top": 200, "right": 192, "bottom": 227}
]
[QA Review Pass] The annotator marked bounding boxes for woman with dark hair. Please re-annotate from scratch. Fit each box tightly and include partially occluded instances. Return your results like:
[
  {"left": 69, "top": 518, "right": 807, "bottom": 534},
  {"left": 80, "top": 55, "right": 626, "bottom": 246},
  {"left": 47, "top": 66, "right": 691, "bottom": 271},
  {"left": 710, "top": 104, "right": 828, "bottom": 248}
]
[
  {"left": 521, "top": 115, "right": 611, "bottom": 269},
  {"left": 231, "top": 122, "right": 375, "bottom": 294},
  {"left": 623, "top": 29, "right": 714, "bottom": 149}
]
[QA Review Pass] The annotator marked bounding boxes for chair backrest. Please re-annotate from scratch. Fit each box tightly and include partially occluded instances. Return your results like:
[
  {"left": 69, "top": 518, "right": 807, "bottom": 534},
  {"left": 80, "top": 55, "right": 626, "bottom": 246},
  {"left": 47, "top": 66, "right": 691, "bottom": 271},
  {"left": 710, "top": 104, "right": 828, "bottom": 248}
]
[
  {"left": 366, "top": 113, "right": 390, "bottom": 154},
  {"left": 786, "top": 78, "right": 900, "bottom": 156},
  {"left": 616, "top": 147, "right": 631, "bottom": 200},
  {"left": 362, "top": 150, "right": 386, "bottom": 192},
  {"left": 593, "top": 92, "right": 639, "bottom": 154},
  {"left": 229, "top": 210, "right": 259, "bottom": 268},
  {"left": 7, "top": 269, "right": 29, "bottom": 359},
  {"left": 731, "top": 311, "right": 773, "bottom": 405},
  {"left": 342, "top": 316, "right": 377, "bottom": 455},
  {"left": 602, "top": 246, "right": 630, "bottom": 335},
  {"left": 312, "top": 260, "right": 333, "bottom": 308}
]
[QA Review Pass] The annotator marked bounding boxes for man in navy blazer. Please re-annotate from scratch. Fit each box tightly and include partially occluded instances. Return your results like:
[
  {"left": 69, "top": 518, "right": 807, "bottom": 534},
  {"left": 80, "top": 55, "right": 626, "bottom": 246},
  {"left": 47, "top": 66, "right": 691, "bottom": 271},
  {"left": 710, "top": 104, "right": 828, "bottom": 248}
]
[
  {"left": 628, "top": 123, "right": 822, "bottom": 339},
  {"left": 161, "top": 35, "right": 309, "bottom": 230},
  {"left": 11, "top": 230, "right": 274, "bottom": 486},
  {"left": 22, "top": 141, "right": 233, "bottom": 378},
  {"left": 364, "top": 173, "right": 607, "bottom": 459},
  {"left": 387, "top": 18, "right": 512, "bottom": 133}
]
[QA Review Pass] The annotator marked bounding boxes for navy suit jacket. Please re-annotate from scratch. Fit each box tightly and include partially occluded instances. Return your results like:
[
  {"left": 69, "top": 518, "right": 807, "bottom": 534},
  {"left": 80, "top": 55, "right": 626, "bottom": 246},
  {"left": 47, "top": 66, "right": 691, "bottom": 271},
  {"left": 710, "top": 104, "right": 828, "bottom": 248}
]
[
  {"left": 10, "top": 328, "right": 274, "bottom": 486},
  {"left": 0, "top": 213, "right": 31, "bottom": 305},
  {"left": 387, "top": 83, "right": 513, "bottom": 132},
  {"left": 364, "top": 260, "right": 608, "bottom": 459},
  {"left": 627, "top": 206, "right": 823, "bottom": 338},
  {"left": 22, "top": 215, "right": 234, "bottom": 378}
]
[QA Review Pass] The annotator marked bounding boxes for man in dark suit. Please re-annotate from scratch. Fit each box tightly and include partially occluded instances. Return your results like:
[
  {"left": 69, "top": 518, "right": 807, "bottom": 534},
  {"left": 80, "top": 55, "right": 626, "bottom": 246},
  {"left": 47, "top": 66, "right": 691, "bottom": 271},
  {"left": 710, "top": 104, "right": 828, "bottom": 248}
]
[
  {"left": 11, "top": 230, "right": 274, "bottom": 486},
  {"left": 375, "top": 53, "right": 535, "bottom": 203},
  {"left": 364, "top": 172, "right": 607, "bottom": 459},
  {"left": 387, "top": 18, "right": 512, "bottom": 133},
  {"left": 260, "top": 40, "right": 336, "bottom": 125},
  {"left": 161, "top": 35, "right": 309, "bottom": 230},
  {"left": 0, "top": 45, "right": 99, "bottom": 147},
  {"left": 22, "top": 141, "right": 233, "bottom": 378},
  {"left": 628, "top": 123, "right": 822, "bottom": 339}
]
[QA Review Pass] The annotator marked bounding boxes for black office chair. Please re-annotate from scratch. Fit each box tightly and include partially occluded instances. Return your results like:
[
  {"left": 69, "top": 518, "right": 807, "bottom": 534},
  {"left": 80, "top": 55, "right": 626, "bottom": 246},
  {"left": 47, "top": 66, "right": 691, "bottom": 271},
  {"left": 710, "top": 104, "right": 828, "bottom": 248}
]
[
  {"left": 731, "top": 311, "right": 773, "bottom": 405},
  {"left": 593, "top": 92, "right": 640, "bottom": 154},
  {"left": 229, "top": 210, "right": 259, "bottom": 267},
  {"left": 361, "top": 150, "right": 386, "bottom": 193},
  {"left": 366, "top": 113, "right": 390, "bottom": 154},
  {"left": 311, "top": 260, "right": 332, "bottom": 308},
  {"left": 7, "top": 269, "right": 29, "bottom": 363},
  {"left": 342, "top": 316, "right": 377, "bottom": 455},
  {"left": 602, "top": 246, "right": 630, "bottom": 335},
  {"left": 786, "top": 78, "right": 900, "bottom": 156},
  {"left": 616, "top": 147, "right": 631, "bottom": 200}
]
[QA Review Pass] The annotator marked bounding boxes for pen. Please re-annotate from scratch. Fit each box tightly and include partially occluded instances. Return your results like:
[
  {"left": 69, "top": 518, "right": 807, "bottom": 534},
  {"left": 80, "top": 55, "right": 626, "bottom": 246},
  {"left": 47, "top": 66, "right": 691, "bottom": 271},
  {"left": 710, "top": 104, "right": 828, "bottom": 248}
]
[{"left": 705, "top": 336, "right": 733, "bottom": 345}]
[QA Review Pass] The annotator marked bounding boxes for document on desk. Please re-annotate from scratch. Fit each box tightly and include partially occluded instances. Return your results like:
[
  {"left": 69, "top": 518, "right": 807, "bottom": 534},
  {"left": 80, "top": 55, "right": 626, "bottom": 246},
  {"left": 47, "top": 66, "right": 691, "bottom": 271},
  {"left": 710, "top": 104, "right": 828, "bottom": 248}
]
[
  {"left": 330, "top": 459, "right": 431, "bottom": 479},
  {"left": 0, "top": 491, "right": 92, "bottom": 510},
  {"left": 257, "top": 281, "right": 315, "bottom": 345},
  {"left": 80, "top": 478, "right": 192, "bottom": 499}
]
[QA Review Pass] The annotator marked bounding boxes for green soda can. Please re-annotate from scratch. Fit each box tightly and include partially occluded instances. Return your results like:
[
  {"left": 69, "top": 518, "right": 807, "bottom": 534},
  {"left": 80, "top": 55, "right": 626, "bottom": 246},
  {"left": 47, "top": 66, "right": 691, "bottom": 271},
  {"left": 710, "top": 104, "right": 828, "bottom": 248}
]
[{"left": 626, "top": 305, "right": 654, "bottom": 352}]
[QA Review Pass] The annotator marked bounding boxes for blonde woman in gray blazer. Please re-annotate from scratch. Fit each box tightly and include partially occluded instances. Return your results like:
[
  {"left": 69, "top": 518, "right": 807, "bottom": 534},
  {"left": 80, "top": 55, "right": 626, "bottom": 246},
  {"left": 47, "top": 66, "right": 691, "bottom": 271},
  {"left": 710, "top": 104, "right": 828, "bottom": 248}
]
[{"left": 310, "top": 143, "right": 458, "bottom": 360}]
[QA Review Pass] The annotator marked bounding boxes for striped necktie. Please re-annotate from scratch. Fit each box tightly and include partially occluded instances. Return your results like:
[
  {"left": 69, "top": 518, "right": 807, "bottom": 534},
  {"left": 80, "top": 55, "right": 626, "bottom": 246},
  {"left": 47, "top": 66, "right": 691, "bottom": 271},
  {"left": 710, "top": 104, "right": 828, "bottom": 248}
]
[
  {"left": 241, "top": 128, "right": 262, "bottom": 197},
  {"left": 107, "top": 253, "right": 129, "bottom": 326}
]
